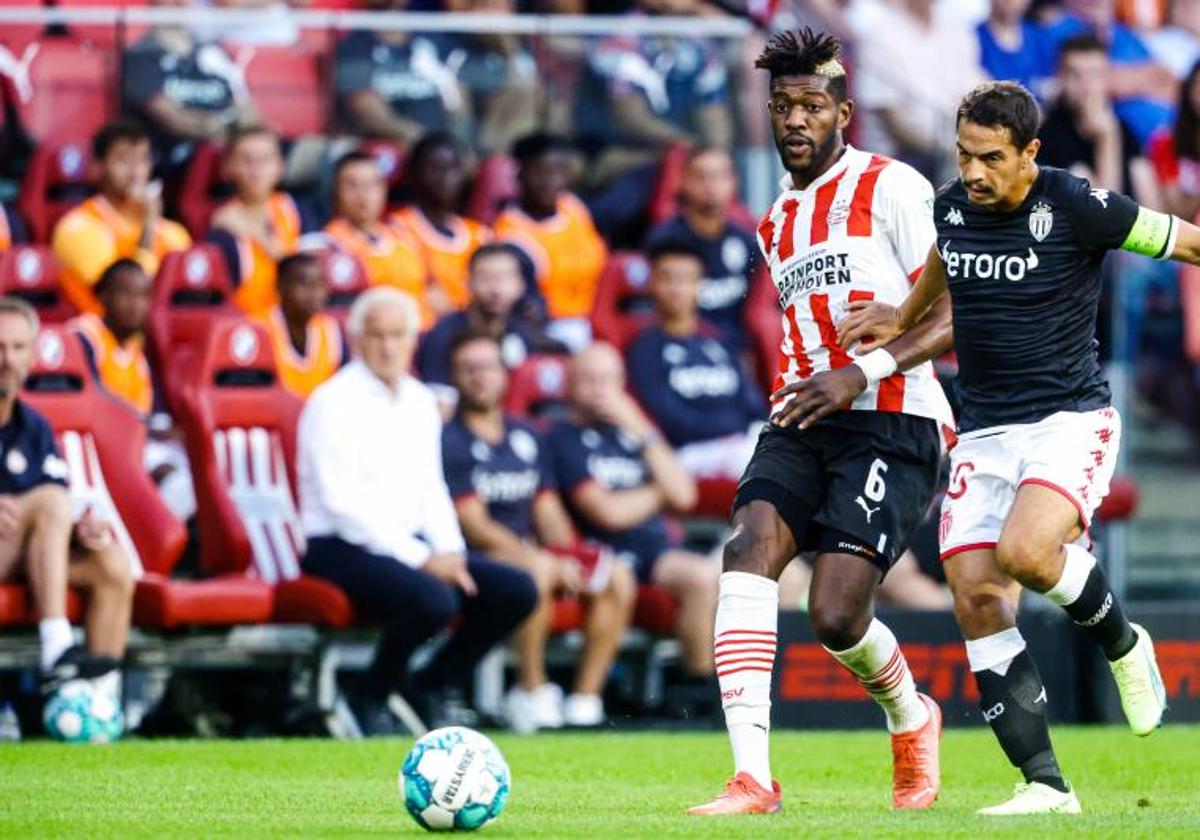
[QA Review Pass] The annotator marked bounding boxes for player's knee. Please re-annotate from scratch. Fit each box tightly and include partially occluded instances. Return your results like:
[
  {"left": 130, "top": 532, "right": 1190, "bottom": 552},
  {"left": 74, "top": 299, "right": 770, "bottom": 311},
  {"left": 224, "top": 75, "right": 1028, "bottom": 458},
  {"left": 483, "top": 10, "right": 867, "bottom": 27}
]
[
  {"left": 95, "top": 546, "right": 134, "bottom": 598},
  {"left": 529, "top": 554, "right": 558, "bottom": 600},
  {"left": 808, "top": 600, "right": 870, "bottom": 652},
  {"left": 950, "top": 586, "right": 1013, "bottom": 639},
  {"left": 995, "top": 533, "right": 1059, "bottom": 590},
  {"left": 30, "top": 486, "right": 71, "bottom": 530},
  {"left": 605, "top": 562, "right": 637, "bottom": 613},
  {"left": 722, "top": 527, "right": 780, "bottom": 578}
]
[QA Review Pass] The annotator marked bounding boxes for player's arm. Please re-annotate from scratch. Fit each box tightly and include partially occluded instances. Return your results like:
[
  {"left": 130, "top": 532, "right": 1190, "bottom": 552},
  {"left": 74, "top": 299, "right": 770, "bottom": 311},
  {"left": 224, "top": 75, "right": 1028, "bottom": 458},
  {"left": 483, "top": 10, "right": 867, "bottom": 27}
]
[
  {"left": 570, "top": 482, "right": 667, "bottom": 532},
  {"left": 837, "top": 242, "right": 949, "bottom": 350},
  {"left": 453, "top": 495, "right": 531, "bottom": 565},
  {"left": 532, "top": 490, "right": 576, "bottom": 551}
]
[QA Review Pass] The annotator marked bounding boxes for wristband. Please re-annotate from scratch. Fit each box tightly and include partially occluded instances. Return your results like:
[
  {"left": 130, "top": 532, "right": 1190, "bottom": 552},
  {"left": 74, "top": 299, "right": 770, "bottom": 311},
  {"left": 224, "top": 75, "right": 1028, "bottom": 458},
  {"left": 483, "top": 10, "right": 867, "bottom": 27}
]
[{"left": 852, "top": 348, "right": 898, "bottom": 386}]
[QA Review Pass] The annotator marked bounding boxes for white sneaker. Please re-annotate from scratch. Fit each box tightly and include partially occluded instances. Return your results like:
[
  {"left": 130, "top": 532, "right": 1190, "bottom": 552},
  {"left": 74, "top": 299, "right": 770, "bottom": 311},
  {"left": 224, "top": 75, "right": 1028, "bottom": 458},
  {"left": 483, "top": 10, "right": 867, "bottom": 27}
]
[
  {"left": 1110, "top": 622, "right": 1167, "bottom": 736},
  {"left": 506, "top": 683, "right": 565, "bottom": 733},
  {"left": 563, "top": 693, "right": 605, "bottom": 727},
  {"left": 977, "top": 782, "right": 1082, "bottom": 816}
]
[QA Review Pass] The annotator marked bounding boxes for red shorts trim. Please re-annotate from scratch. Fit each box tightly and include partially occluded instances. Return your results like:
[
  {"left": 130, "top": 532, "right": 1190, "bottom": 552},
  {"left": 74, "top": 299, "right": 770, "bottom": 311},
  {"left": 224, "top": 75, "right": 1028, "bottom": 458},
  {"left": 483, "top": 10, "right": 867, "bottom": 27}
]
[
  {"left": 939, "top": 541, "right": 998, "bottom": 562},
  {"left": 1018, "top": 478, "right": 1090, "bottom": 528}
]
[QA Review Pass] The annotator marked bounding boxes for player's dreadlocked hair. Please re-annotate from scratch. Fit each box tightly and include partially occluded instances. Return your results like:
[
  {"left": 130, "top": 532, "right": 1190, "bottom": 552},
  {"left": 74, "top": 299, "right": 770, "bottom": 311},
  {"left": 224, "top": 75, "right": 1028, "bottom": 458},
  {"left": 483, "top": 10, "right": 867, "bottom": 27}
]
[{"left": 754, "top": 28, "right": 847, "bottom": 101}]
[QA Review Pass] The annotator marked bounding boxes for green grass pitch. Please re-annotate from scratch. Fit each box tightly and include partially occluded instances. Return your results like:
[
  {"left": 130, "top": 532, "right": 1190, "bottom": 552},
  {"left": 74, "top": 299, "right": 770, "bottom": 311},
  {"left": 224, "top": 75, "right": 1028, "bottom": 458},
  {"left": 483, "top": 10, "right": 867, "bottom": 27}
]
[{"left": 3, "top": 726, "right": 1199, "bottom": 838}]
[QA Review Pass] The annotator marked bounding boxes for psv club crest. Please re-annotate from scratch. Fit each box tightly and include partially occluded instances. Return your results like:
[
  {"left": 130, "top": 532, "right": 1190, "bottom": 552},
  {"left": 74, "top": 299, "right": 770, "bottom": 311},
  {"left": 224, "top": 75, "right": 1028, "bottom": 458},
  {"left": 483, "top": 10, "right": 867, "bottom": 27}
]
[{"left": 1029, "top": 201, "right": 1053, "bottom": 242}]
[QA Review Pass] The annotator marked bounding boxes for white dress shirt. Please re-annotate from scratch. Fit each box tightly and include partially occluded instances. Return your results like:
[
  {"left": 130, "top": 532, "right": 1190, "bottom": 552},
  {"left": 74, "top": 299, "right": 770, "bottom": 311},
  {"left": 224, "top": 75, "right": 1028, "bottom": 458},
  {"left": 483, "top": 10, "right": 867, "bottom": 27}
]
[{"left": 298, "top": 360, "right": 466, "bottom": 567}]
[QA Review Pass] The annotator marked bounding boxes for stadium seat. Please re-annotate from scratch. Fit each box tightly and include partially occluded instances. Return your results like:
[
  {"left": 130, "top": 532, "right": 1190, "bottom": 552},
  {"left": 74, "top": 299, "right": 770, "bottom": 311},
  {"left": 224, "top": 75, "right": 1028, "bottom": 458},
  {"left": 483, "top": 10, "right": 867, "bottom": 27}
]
[
  {"left": 146, "top": 245, "right": 240, "bottom": 416},
  {"left": 176, "top": 318, "right": 354, "bottom": 628},
  {"left": 317, "top": 248, "right": 370, "bottom": 321},
  {"left": 590, "top": 251, "right": 654, "bottom": 350},
  {"left": 632, "top": 585, "right": 678, "bottom": 636},
  {"left": 18, "top": 141, "right": 92, "bottom": 244},
  {"left": 0, "top": 586, "right": 84, "bottom": 628},
  {"left": 646, "top": 141, "right": 757, "bottom": 229},
  {"left": 691, "top": 477, "right": 737, "bottom": 520},
  {"left": 359, "top": 139, "right": 407, "bottom": 202},
  {"left": 17, "top": 38, "right": 114, "bottom": 143},
  {"left": 503, "top": 354, "right": 569, "bottom": 421},
  {"left": 176, "top": 142, "right": 227, "bottom": 238},
  {"left": 17, "top": 326, "right": 272, "bottom": 630},
  {"left": 0, "top": 246, "right": 76, "bottom": 323},
  {"left": 465, "top": 155, "right": 518, "bottom": 225},
  {"left": 1096, "top": 476, "right": 1139, "bottom": 523},
  {"left": 241, "top": 45, "right": 327, "bottom": 139}
]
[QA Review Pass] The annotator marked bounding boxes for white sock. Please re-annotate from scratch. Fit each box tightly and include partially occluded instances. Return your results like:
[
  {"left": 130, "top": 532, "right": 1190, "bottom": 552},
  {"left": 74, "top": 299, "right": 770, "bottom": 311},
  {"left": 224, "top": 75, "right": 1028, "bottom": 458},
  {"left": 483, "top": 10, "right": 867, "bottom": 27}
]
[
  {"left": 1044, "top": 544, "right": 1096, "bottom": 606},
  {"left": 715, "top": 571, "right": 778, "bottom": 790},
  {"left": 38, "top": 618, "right": 73, "bottom": 672},
  {"left": 964, "top": 627, "right": 1027, "bottom": 676},
  {"left": 826, "top": 618, "right": 929, "bottom": 734}
]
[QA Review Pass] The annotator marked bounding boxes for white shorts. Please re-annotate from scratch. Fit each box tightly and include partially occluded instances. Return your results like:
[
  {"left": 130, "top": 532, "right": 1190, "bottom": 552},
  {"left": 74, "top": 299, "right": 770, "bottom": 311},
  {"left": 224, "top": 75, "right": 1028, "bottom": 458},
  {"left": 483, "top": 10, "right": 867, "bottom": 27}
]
[{"left": 939, "top": 407, "right": 1121, "bottom": 562}]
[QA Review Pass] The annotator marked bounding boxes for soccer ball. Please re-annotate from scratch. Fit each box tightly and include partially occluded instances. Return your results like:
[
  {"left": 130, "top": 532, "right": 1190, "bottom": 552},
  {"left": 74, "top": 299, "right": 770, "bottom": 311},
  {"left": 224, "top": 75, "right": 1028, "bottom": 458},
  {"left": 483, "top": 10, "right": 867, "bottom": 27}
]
[
  {"left": 43, "top": 680, "right": 124, "bottom": 744},
  {"left": 400, "top": 726, "right": 511, "bottom": 831}
]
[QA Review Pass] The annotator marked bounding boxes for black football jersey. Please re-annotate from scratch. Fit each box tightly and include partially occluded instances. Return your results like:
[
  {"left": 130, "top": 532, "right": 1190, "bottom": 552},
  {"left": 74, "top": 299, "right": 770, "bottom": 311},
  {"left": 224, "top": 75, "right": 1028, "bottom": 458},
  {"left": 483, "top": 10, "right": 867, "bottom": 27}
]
[{"left": 934, "top": 167, "right": 1139, "bottom": 432}]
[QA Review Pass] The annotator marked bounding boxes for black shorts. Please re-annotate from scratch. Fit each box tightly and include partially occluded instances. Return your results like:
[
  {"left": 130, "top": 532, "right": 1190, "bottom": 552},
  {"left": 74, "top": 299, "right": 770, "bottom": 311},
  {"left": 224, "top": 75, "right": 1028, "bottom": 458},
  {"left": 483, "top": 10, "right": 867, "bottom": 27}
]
[{"left": 734, "top": 411, "right": 942, "bottom": 573}]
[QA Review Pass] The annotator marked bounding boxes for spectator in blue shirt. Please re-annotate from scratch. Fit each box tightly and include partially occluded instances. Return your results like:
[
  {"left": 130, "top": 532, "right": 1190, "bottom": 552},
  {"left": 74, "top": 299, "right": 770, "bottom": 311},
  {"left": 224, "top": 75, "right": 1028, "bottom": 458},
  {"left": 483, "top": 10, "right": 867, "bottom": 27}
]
[
  {"left": 643, "top": 146, "right": 762, "bottom": 353},
  {"left": 977, "top": 0, "right": 1056, "bottom": 95},
  {"left": 443, "top": 331, "right": 635, "bottom": 731},
  {"left": 546, "top": 343, "right": 718, "bottom": 686},
  {"left": 626, "top": 239, "right": 764, "bottom": 480},
  {"left": 0, "top": 298, "right": 133, "bottom": 703}
]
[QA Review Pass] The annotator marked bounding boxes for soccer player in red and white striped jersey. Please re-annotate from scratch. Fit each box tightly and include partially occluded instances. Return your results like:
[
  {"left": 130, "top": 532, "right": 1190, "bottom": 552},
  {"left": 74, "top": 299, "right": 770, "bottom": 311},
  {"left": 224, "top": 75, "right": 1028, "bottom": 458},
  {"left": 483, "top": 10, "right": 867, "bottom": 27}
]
[{"left": 688, "top": 29, "right": 955, "bottom": 817}]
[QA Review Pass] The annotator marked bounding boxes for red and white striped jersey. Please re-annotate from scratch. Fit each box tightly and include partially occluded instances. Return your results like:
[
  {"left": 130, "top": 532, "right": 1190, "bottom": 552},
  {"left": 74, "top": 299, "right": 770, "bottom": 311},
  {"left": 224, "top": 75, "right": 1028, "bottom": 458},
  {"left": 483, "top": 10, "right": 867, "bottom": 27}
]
[{"left": 757, "top": 145, "right": 954, "bottom": 430}]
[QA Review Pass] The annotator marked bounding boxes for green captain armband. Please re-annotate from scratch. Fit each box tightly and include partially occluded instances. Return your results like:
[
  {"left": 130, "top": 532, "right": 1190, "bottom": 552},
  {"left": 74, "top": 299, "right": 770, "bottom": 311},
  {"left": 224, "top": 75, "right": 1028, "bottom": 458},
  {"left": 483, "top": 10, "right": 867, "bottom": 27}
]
[{"left": 1121, "top": 206, "right": 1179, "bottom": 260}]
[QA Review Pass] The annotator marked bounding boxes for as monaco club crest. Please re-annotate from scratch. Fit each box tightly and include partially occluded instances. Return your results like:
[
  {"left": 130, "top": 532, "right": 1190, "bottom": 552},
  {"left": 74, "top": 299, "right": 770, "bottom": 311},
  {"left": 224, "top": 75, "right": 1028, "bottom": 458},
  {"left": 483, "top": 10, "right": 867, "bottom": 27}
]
[{"left": 1029, "top": 202, "right": 1053, "bottom": 242}]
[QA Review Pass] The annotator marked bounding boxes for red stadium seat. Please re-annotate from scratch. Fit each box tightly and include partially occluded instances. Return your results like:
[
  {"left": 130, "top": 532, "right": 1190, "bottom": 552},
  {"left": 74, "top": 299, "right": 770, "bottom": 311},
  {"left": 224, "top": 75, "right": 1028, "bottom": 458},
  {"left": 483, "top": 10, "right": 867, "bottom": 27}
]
[
  {"left": 503, "top": 354, "right": 569, "bottom": 420},
  {"left": 241, "top": 45, "right": 328, "bottom": 138},
  {"left": 1096, "top": 476, "right": 1139, "bottom": 523},
  {"left": 359, "top": 139, "right": 408, "bottom": 202},
  {"left": 632, "top": 584, "right": 678, "bottom": 636},
  {"left": 466, "top": 155, "right": 518, "bottom": 225},
  {"left": 146, "top": 245, "right": 240, "bottom": 415},
  {"left": 317, "top": 247, "right": 370, "bottom": 321},
  {"left": 176, "top": 141, "right": 226, "bottom": 238},
  {"left": 15, "top": 326, "right": 271, "bottom": 630},
  {"left": 0, "top": 246, "right": 76, "bottom": 323},
  {"left": 590, "top": 251, "right": 654, "bottom": 350},
  {"left": 0, "top": 586, "right": 84, "bottom": 628},
  {"left": 691, "top": 477, "right": 738, "bottom": 520},
  {"left": 18, "top": 141, "right": 92, "bottom": 244},
  {"left": 176, "top": 318, "right": 354, "bottom": 627},
  {"left": 18, "top": 38, "right": 114, "bottom": 143}
]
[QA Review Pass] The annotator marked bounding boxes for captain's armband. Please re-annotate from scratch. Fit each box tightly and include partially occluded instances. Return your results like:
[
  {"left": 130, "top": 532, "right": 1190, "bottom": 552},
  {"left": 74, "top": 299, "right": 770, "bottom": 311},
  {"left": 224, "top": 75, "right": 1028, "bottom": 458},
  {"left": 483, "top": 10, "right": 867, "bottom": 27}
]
[{"left": 1121, "top": 207, "right": 1179, "bottom": 260}]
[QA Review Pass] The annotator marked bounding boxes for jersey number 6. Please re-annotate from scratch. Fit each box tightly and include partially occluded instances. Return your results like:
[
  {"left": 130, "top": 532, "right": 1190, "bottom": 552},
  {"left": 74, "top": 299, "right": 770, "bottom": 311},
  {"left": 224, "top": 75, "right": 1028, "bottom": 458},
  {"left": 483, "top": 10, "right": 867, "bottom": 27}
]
[{"left": 863, "top": 458, "right": 888, "bottom": 502}]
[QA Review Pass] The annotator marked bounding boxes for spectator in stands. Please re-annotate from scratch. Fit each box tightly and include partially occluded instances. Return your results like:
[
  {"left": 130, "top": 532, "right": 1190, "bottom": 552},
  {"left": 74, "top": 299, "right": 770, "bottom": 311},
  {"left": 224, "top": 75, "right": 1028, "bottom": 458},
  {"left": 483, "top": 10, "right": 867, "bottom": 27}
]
[
  {"left": 977, "top": 0, "right": 1056, "bottom": 94},
  {"left": 1039, "top": 34, "right": 1162, "bottom": 205},
  {"left": 547, "top": 343, "right": 718, "bottom": 692},
  {"left": 494, "top": 133, "right": 608, "bottom": 351},
  {"left": 299, "top": 288, "right": 537, "bottom": 734},
  {"left": 852, "top": 0, "right": 986, "bottom": 182},
  {"left": 392, "top": 132, "right": 493, "bottom": 313},
  {"left": 0, "top": 298, "right": 133, "bottom": 701},
  {"left": 417, "top": 243, "right": 559, "bottom": 405},
  {"left": 208, "top": 126, "right": 310, "bottom": 317},
  {"left": 1042, "top": 0, "right": 1176, "bottom": 145},
  {"left": 1148, "top": 60, "right": 1200, "bottom": 219},
  {"left": 643, "top": 146, "right": 761, "bottom": 352},
  {"left": 335, "top": 0, "right": 466, "bottom": 144},
  {"left": 441, "top": 0, "right": 541, "bottom": 154},
  {"left": 52, "top": 120, "right": 192, "bottom": 316},
  {"left": 253, "top": 252, "right": 347, "bottom": 400},
  {"left": 625, "top": 241, "right": 764, "bottom": 480},
  {"left": 1146, "top": 0, "right": 1200, "bottom": 79},
  {"left": 443, "top": 331, "right": 636, "bottom": 730},
  {"left": 69, "top": 260, "right": 195, "bottom": 522},
  {"left": 322, "top": 152, "right": 432, "bottom": 328},
  {"left": 122, "top": 0, "right": 257, "bottom": 170},
  {"left": 574, "top": 0, "right": 734, "bottom": 184}
]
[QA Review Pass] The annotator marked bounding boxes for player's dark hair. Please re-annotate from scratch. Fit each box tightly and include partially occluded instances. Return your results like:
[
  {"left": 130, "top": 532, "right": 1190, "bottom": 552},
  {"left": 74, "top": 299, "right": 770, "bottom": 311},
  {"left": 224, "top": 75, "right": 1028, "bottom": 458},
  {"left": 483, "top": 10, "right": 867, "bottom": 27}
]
[
  {"left": 93, "top": 258, "right": 145, "bottom": 297},
  {"left": 647, "top": 237, "right": 705, "bottom": 268},
  {"left": 332, "top": 150, "right": 378, "bottom": 182},
  {"left": 468, "top": 241, "right": 523, "bottom": 274},
  {"left": 511, "top": 132, "right": 573, "bottom": 164},
  {"left": 408, "top": 130, "right": 460, "bottom": 172},
  {"left": 276, "top": 252, "right": 320, "bottom": 286},
  {"left": 1057, "top": 33, "right": 1106, "bottom": 67},
  {"left": 957, "top": 81, "right": 1042, "bottom": 150},
  {"left": 225, "top": 123, "right": 280, "bottom": 155},
  {"left": 754, "top": 28, "right": 847, "bottom": 102},
  {"left": 1173, "top": 59, "right": 1200, "bottom": 162},
  {"left": 685, "top": 144, "right": 733, "bottom": 167},
  {"left": 448, "top": 328, "right": 503, "bottom": 366},
  {"left": 92, "top": 118, "right": 149, "bottom": 160}
]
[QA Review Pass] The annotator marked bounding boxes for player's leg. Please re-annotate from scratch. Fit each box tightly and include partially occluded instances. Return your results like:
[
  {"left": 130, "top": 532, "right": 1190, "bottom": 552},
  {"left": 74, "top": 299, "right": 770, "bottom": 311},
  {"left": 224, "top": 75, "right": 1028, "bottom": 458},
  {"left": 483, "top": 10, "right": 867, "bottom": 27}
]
[
  {"left": 650, "top": 548, "right": 720, "bottom": 677},
  {"left": 945, "top": 548, "right": 1080, "bottom": 815},
  {"left": 66, "top": 542, "right": 133, "bottom": 660},
  {"left": 506, "top": 551, "right": 562, "bottom": 731},
  {"left": 8, "top": 486, "right": 75, "bottom": 674},
  {"left": 567, "top": 560, "right": 636, "bottom": 726}
]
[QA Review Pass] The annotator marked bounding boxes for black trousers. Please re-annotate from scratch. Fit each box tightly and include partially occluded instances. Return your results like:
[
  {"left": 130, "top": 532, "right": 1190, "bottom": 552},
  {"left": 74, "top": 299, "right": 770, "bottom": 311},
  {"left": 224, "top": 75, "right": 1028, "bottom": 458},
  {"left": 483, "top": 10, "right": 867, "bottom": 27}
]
[{"left": 303, "top": 536, "right": 537, "bottom": 697}]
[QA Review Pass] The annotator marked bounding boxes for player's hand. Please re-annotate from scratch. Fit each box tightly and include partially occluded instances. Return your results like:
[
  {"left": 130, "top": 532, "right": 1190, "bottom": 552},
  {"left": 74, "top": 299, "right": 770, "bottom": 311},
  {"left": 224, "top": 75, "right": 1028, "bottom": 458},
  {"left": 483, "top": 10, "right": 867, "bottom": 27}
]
[
  {"left": 73, "top": 506, "right": 113, "bottom": 552},
  {"left": 837, "top": 300, "right": 903, "bottom": 351},
  {"left": 598, "top": 392, "right": 654, "bottom": 439},
  {"left": 0, "top": 495, "right": 20, "bottom": 541},
  {"left": 424, "top": 552, "right": 478, "bottom": 596},
  {"left": 771, "top": 366, "right": 868, "bottom": 431},
  {"left": 555, "top": 554, "right": 583, "bottom": 596}
]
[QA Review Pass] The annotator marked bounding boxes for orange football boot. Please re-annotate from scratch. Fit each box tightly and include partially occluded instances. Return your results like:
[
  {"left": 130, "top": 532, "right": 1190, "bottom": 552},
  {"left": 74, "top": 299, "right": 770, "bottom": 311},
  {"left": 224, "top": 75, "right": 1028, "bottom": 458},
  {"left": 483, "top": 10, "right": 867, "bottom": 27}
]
[
  {"left": 687, "top": 772, "right": 782, "bottom": 816},
  {"left": 891, "top": 692, "right": 942, "bottom": 810}
]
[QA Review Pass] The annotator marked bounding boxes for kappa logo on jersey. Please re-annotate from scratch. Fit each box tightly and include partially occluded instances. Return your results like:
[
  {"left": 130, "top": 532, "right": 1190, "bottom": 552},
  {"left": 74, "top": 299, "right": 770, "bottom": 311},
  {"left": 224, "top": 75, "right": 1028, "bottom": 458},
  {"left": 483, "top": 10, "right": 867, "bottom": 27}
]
[
  {"left": 1089, "top": 188, "right": 1110, "bottom": 208},
  {"left": 1029, "top": 201, "right": 1053, "bottom": 242},
  {"left": 944, "top": 207, "right": 965, "bottom": 226},
  {"left": 941, "top": 241, "right": 1039, "bottom": 282}
]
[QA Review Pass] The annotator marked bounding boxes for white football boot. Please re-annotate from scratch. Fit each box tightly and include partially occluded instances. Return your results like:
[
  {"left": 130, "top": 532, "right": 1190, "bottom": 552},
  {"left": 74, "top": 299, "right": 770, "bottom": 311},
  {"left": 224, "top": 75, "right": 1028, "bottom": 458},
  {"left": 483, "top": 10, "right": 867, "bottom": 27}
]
[
  {"left": 505, "top": 683, "right": 564, "bottom": 733},
  {"left": 977, "top": 782, "right": 1082, "bottom": 816},
  {"left": 1109, "top": 623, "right": 1167, "bottom": 736},
  {"left": 563, "top": 693, "right": 605, "bottom": 728}
]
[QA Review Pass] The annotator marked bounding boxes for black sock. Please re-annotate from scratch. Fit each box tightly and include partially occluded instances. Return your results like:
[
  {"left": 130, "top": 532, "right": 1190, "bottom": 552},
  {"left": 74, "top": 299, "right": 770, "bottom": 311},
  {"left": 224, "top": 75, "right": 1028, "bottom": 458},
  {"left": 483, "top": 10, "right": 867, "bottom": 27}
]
[
  {"left": 1060, "top": 563, "right": 1137, "bottom": 661},
  {"left": 974, "top": 649, "right": 1068, "bottom": 793}
]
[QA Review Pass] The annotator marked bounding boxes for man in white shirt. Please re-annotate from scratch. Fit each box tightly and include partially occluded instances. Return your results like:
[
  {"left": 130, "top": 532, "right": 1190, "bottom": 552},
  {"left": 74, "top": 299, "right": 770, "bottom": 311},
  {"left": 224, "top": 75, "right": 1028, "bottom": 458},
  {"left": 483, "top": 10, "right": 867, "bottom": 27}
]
[{"left": 298, "top": 287, "right": 538, "bottom": 735}]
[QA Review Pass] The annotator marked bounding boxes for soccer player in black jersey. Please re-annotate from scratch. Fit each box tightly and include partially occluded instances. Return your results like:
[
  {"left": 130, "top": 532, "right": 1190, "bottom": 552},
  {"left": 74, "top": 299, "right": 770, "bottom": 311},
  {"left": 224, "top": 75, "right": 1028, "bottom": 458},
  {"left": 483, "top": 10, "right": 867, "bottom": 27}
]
[{"left": 836, "top": 81, "right": 1199, "bottom": 815}]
